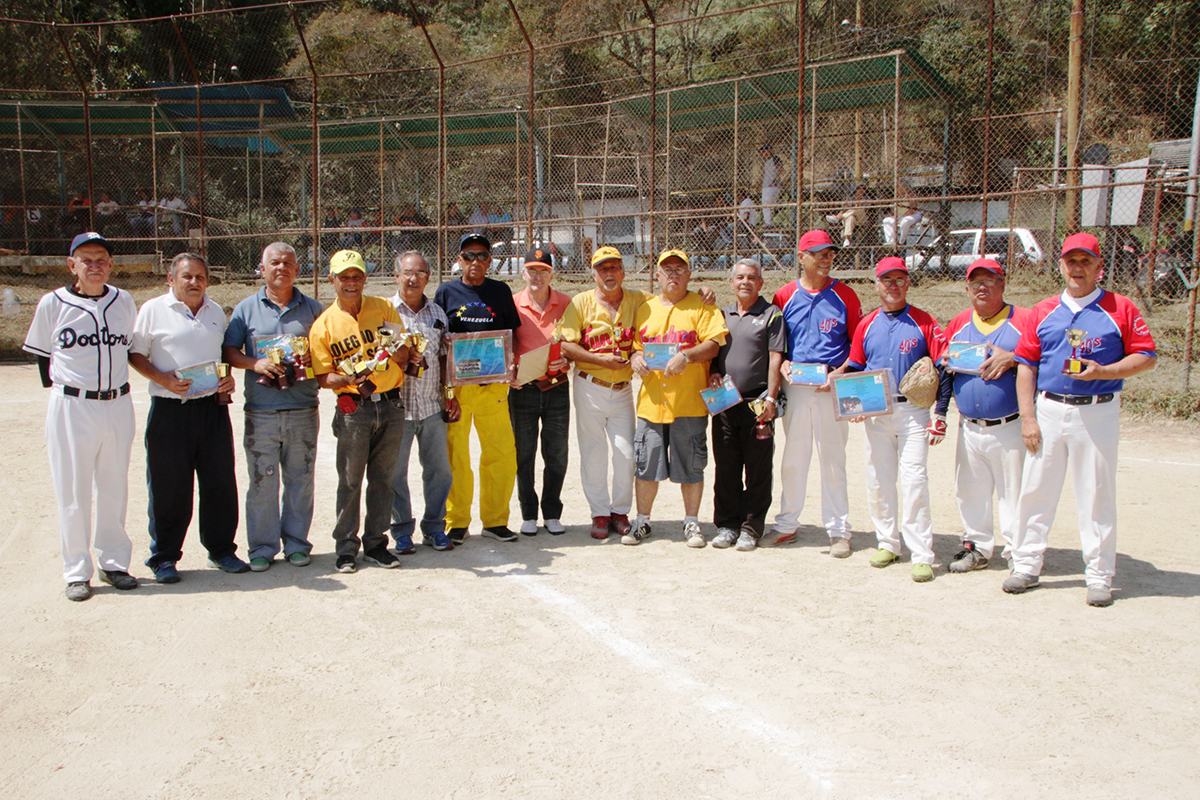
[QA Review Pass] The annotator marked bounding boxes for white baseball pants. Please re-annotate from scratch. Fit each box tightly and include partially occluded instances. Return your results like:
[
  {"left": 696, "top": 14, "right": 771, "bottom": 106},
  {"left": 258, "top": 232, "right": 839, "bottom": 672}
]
[
  {"left": 761, "top": 186, "right": 781, "bottom": 226},
  {"left": 572, "top": 374, "right": 635, "bottom": 518},
  {"left": 1012, "top": 394, "right": 1121, "bottom": 588},
  {"left": 45, "top": 392, "right": 136, "bottom": 583},
  {"left": 863, "top": 402, "right": 934, "bottom": 564},
  {"left": 773, "top": 383, "right": 850, "bottom": 538},
  {"left": 955, "top": 417, "right": 1024, "bottom": 559}
]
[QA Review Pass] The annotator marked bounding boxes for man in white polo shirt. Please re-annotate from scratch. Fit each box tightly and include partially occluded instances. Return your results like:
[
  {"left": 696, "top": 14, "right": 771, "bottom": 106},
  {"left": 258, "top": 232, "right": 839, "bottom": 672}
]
[{"left": 130, "top": 252, "right": 246, "bottom": 584}]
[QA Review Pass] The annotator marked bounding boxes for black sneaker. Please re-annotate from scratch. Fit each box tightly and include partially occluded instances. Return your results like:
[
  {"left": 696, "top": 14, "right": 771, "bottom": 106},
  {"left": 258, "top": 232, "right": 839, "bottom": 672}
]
[
  {"left": 448, "top": 527, "right": 468, "bottom": 545},
  {"left": 336, "top": 555, "right": 357, "bottom": 574},
  {"left": 622, "top": 522, "right": 651, "bottom": 546},
  {"left": 99, "top": 570, "right": 139, "bottom": 590},
  {"left": 363, "top": 546, "right": 400, "bottom": 568},
  {"left": 482, "top": 526, "right": 518, "bottom": 542}
]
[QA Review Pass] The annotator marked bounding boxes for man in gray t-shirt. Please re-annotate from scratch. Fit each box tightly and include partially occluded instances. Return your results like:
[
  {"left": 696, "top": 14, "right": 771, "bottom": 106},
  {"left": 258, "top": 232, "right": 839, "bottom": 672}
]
[{"left": 707, "top": 258, "right": 786, "bottom": 550}]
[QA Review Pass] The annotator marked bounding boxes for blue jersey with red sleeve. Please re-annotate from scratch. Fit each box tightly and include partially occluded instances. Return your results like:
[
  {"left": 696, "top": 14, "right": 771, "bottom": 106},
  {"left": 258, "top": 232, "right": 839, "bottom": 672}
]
[
  {"left": 1014, "top": 290, "right": 1156, "bottom": 396},
  {"left": 944, "top": 305, "right": 1031, "bottom": 419},
  {"left": 848, "top": 304, "right": 947, "bottom": 392},
  {"left": 773, "top": 279, "right": 862, "bottom": 368}
]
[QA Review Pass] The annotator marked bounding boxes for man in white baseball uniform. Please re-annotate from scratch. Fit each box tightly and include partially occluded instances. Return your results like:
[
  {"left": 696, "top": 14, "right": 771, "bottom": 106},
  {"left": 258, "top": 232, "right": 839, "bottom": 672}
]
[
  {"left": 759, "top": 145, "right": 783, "bottom": 227},
  {"left": 130, "top": 252, "right": 246, "bottom": 583},
  {"left": 763, "top": 230, "right": 861, "bottom": 556},
  {"left": 942, "top": 258, "right": 1031, "bottom": 573},
  {"left": 1004, "top": 233, "right": 1157, "bottom": 607},
  {"left": 24, "top": 232, "right": 139, "bottom": 602}
]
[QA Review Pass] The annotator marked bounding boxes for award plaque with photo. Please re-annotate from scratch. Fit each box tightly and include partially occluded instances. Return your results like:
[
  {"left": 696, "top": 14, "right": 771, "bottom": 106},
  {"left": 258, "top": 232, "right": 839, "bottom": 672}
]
[
  {"left": 700, "top": 374, "right": 742, "bottom": 415},
  {"left": 944, "top": 341, "right": 988, "bottom": 375},
  {"left": 830, "top": 369, "right": 894, "bottom": 421},
  {"left": 177, "top": 361, "right": 220, "bottom": 400},
  {"left": 789, "top": 362, "right": 829, "bottom": 386},
  {"left": 643, "top": 342, "right": 680, "bottom": 371},
  {"left": 446, "top": 330, "right": 514, "bottom": 386}
]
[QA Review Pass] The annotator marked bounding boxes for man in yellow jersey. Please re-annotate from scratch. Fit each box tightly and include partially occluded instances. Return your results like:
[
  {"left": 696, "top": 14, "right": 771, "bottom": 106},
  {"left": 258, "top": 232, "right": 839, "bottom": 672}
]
[
  {"left": 626, "top": 249, "right": 728, "bottom": 548},
  {"left": 309, "top": 249, "right": 410, "bottom": 574}
]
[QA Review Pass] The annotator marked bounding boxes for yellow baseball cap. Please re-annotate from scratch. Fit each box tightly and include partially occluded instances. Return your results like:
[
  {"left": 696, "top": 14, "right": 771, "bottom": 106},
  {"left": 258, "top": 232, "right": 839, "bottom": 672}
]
[
  {"left": 656, "top": 248, "right": 690, "bottom": 268},
  {"left": 591, "top": 245, "right": 624, "bottom": 268},
  {"left": 330, "top": 249, "right": 367, "bottom": 275}
]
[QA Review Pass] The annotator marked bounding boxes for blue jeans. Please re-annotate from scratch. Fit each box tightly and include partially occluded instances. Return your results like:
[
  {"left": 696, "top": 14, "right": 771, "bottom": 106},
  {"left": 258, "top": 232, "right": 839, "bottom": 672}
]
[
  {"left": 391, "top": 411, "right": 452, "bottom": 542},
  {"left": 244, "top": 407, "right": 319, "bottom": 560},
  {"left": 508, "top": 382, "right": 570, "bottom": 521},
  {"left": 331, "top": 394, "right": 405, "bottom": 558}
]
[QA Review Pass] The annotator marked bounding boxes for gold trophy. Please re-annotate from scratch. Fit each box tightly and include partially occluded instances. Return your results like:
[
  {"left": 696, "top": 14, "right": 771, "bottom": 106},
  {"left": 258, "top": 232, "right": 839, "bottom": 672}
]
[
  {"left": 356, "top": 330, "right": 400, "bottom": 397},
  {"left": 748, "top": 395, "right": 772, "bottom": 440},
  {"left": 259, "top": 345, "right": 294, "bottom": 390},
  {"left": 442, "top": 384, "right": 457, "bottom": 423},
  {"left": 215, "top": 362, "right": 233, "bottom": 405},
  {"left": 535, "top": 319, "right": 569, "bottom": 391},
  {"left": 1062, "top": 329, "right": 1086, "bottom": 375},
  {"left": 291, "top": 335, "right": 314, "bottom": 381},
  {"left": 406, "top": 331, "right": 430, "bottom": 378}
]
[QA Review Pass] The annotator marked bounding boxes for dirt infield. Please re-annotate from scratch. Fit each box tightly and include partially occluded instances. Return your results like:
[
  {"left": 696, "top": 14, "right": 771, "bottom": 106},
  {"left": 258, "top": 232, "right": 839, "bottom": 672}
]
[{"left": 2, "top": 361, "right": 1199, "bottom": 799}]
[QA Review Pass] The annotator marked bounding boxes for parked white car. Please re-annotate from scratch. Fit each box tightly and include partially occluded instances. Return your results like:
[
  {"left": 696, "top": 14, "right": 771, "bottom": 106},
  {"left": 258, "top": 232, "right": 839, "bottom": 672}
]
[{"left": 905, "top": 227, "right": 1051, "bottom": 277}]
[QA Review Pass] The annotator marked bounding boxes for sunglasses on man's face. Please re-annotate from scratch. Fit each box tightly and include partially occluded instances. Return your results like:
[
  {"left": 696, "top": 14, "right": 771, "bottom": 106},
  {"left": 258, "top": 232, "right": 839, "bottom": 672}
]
[{"left": 460, "top": 251, "right": 491, "bottom": 263}]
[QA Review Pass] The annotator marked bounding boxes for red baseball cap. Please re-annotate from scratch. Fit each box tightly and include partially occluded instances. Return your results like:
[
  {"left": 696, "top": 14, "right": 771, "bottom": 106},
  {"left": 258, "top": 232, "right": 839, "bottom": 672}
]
[
  {"left": 875, "top": 256, "right": 908, "bottom": 277},
  {"left": 798, "top": 230, "right": 839, "bottom": 253},
  {"left": 967, "top": 258, "right": 1005, "bottom": 280},
  {"left": 1061, "top": 232, "right": 1100, "bottom": 258}
]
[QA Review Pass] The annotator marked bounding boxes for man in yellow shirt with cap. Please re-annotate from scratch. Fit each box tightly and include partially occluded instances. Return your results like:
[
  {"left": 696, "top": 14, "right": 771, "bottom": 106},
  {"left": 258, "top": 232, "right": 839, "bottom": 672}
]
[{"left": 309, "top": 249, "right": 410, "bottom": 574}]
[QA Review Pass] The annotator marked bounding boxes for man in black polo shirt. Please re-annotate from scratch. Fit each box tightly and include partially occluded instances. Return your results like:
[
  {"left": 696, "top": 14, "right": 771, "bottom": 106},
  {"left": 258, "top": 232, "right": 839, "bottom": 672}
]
[
  {"left": 433, "top": 233, "right": 522, "bottom": 544},
  {"left": 707, "top": 258, "right": 785, "bottom": 551}
]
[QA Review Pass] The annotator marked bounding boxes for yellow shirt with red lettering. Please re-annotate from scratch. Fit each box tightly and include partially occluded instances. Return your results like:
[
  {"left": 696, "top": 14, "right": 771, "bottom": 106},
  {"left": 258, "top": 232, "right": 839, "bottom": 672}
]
[
  {"left": 560, "top": 288, "right": 647, "bottom": 385},
  {"left": 310, "top": 295, "right": 405, "bottom": 395},
  {"left": 634, "top": 292, "right": 727, "bottom": 422}
]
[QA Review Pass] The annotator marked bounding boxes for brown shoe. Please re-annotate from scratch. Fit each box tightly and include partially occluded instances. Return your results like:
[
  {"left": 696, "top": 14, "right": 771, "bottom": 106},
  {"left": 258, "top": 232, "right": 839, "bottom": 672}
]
[{"left": 591, "top": 516, "right": 611, "bottom": 539}]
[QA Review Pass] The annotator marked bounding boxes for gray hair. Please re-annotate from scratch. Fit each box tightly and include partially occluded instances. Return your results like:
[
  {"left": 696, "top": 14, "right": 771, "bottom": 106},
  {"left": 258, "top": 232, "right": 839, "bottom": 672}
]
[
  {"left": 730, "top": 257, "right": 762, "bottom": 279},
  {"left": 394, "top": 250, "right": 429, "bottom": 273},
  {"left": 261, "top": 241, "right": 296, "bottom": 263},
  {"left": 169, "top": 252, "right": 208, "bottom": 278}
]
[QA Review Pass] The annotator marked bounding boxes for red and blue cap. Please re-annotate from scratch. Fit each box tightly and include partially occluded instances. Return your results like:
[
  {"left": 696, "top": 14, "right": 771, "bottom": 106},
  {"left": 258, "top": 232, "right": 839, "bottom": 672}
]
[
  {"left": 1061, "top": 232, "right": 1100, "bottom": 258},
  {"left": 875, "top": 256, "right": 908, "bottom": 277},
  {"left": 798, "top": 229, "right": 839, "bottom": 253}
]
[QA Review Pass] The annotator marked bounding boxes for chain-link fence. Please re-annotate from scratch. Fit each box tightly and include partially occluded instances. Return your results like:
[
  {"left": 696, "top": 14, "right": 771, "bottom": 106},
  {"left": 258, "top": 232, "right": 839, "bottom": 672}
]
[{"left": 1, "top": 0, "right": 1198, "bottom": 412}]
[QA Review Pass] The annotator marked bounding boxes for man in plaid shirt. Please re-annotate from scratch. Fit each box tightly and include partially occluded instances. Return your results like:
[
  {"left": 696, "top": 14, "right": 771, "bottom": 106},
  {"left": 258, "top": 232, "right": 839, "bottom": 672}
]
[{"left": 389, "top": 251, "right": 457, "bottom": 554}]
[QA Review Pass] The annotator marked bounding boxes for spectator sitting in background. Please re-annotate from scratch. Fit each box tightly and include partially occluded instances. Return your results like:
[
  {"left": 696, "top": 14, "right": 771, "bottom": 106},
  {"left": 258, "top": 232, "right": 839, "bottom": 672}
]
[
  {"left": 469, "top": 203, "right": 490, "bottom": 231},
  {"left": 130, "top": 191, "right": 156, "bottom": 238},
  {"left": 738, "top": 190, "right": 758, "bottom": 230},
  {"left": 64, "top": 189, "right": 90, "bottom": 233},
  {"left": 446, "top": 202, "right": 466, "bottom": 228},
  {"left": 95, "top": 192, "right": 121, "bottom": 236},
  {"left": 340, "top": 208, "right": 365, "bottom": 249},
  {"left": 825, "top": 183, "right": 868, "bottom": 248}
]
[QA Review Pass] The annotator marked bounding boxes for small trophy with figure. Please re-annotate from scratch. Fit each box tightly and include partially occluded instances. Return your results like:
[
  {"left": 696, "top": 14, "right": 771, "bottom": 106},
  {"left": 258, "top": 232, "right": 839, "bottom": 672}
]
[
  {"left": 536, "top": 319, "right": 569, "bottom": 391},
  {"left": 258, "top": 345, "right": 294, "bottom": 389},
  {"left": 216, "top": 362, "right": 233, "bottom": 405},
  {"left": 406, "top": 330, "right": 429, "bottom": 378},
  {"left": 748, "top": 396, "right": 772, "bottom": 440},
  {"left": 291, "top": 335, "right": 314, "bottom": 381},
  {"left": 1062, "top": 329, "right": 1086, "bottom": 376},
  {"left": 356, "top": 330, "right": 403, "bottom": 398}
]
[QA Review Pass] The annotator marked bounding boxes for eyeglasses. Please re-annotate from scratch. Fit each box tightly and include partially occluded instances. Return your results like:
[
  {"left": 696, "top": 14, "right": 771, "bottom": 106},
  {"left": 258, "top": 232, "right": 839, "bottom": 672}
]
[
  {"left": 658, "top": 266, "right": 689, "bottom": 276},
  {"left": 878, "top": 276, "right": 909, "bottom": 287},
  {"left": 967, "top": 279, "right": 1002, "bottom": 289},
  {"left": 399, "top": 270, "right": 429, "bottom": 278},
  {"left": 459, "top": 251, "right": 490, "bottom": 262}
]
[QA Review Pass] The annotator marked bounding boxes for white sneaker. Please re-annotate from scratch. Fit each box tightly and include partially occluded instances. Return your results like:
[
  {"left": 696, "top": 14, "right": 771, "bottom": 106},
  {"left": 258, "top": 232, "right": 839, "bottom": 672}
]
[
  {"left": 711, "top": 528, "right": 738, "bottom": 549},
  {"left": 684, "top": 521, "right": 706, "bottom": 548},
  {"left": 824, "top": 214, "right": 839, "bottom": 224},
  {"left": 520, "top": 519, "right": 538, "bottom": 535},
  {"left": 545, "top": 519, "right": 565, "bottom": 535}
]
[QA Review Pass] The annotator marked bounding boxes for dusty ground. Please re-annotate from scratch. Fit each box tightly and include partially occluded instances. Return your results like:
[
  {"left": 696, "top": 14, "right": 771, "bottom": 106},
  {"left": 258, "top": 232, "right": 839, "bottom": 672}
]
[{"left": 2, "top": 349, "right": 1199, "bottom": 798}]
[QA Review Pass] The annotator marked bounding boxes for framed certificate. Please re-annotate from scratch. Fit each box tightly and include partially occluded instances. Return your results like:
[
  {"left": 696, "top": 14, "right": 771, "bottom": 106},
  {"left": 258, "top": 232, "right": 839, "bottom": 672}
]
[
  {"left": 177, "top": 361, "right": 220, "bottom": 399},
  {"left": 700, "top": 375, "right": 742, "bottom": 415},
  {"left": 789, "top": 362, "right": 829, "bottom": 386},
  {"left": 643, "top": 342, "right": 679, "bottom": 371},
  {"left": 945, "top": 341, "right": 988, "bottom": 375},
  {"left": 446, "top": 330, "right": 514, "bottom": 386},
  {"left": 830, "top": 369, "right": 893, "bottom": 421}
]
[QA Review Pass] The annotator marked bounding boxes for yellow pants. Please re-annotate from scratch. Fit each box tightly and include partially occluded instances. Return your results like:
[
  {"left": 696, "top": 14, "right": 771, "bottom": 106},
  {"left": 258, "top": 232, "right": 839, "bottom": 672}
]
[{"left": 446, "top": 382, "right": 516, "bottom": 529}]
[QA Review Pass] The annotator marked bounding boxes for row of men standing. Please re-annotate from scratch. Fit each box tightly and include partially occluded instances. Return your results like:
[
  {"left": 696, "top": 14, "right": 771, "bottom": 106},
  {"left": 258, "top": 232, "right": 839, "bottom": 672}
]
[{"left": 27, "top": 225, "right": 1155, "bottom": 608}]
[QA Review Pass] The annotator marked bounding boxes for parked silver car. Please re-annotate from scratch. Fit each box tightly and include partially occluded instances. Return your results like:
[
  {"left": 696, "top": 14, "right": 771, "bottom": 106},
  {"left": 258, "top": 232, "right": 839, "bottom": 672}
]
[{"left": 905, "top": 227, "right": 1051, "bottom": 277}]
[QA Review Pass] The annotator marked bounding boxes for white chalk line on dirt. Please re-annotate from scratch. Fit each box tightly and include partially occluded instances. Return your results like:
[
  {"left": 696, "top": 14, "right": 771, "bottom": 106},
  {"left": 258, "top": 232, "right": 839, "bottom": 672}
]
[{"left": 511, "top": 572, "right": 848, "bottom": 798}]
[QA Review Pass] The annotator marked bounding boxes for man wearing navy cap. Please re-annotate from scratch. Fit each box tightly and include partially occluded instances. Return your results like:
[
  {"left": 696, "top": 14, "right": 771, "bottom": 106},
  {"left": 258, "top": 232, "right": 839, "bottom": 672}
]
[
  {"left": 434, "top": 233, "right": 522, "bottom": 544},
  {"left": 762, "top": 230, "right": 862, "bottom": 556},
  {"left": 1004, "top": 233, "right": 1157, "bottom": 607},
  {"left": 942, "top": 258, "right": 1032, "bottom": 573},
  {"left": 509, "top": 247, "right": 572, "bottom": 535},
  {"left": 24, "top": 232, "right": 140, "bottom": 601}
]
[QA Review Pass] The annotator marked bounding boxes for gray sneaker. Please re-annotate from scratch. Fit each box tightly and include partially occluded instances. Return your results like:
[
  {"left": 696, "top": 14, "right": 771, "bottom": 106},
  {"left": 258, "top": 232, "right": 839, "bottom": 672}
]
[
  {"left": 1002, "top": 572, "right": 1040, "bottom": 594},
  {"left": 1086, "top": 586, "right": 1114, "bottom": 607},
  {"left": 684, "top": 520, "right": 706, "bottom": 549},
  {"left": 65, "top": 581, "right": 92, "bottom": 602},
  {"left": 711, "top": 528, "right": 738, "bottom": 549},
  {"left": 99, "top": 570, "right": 139, "bottom": 590},
  {"left": 734, "top": 530, "right": 758, "bottom": 551},
  {"left": 949, "top": 544, "right": 989, "bottom": 573},
  {"left": 829, "top": 537, "right": 851, "bottom": 559}
]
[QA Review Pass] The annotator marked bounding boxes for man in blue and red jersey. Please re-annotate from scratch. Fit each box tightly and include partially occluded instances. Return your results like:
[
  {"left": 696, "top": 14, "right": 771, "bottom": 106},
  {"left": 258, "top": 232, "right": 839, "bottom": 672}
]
[
  {"left": 847, "top": 256, "right": 949, "bottom": 583},
  {"left": 761, "top": 230, "right": 862, "bottom": 557},
  {"left": 942, "top": 258, "right": 1032, "bottom": 573},
  {"left": 1004, "top": 233, "right": 1156, "bottom": 607}
]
